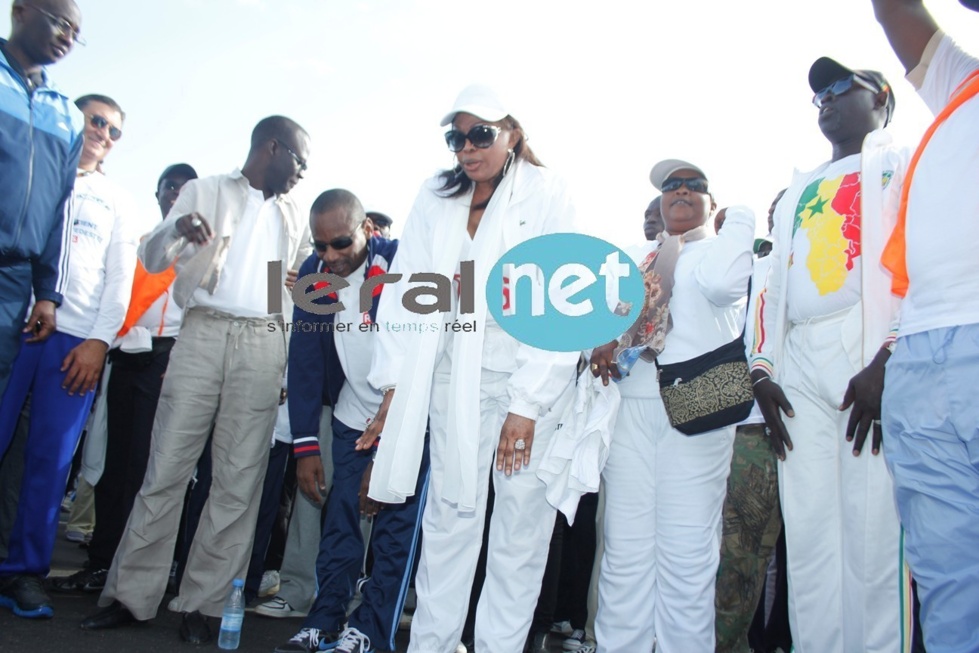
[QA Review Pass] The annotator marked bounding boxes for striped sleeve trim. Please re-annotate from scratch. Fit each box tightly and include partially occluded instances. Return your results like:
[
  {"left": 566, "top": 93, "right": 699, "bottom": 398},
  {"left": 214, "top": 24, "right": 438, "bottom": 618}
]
[
  {"left": 292, "top": 436, "right": 320, "bottom": 459},
  {"left": 751, "top": 359, "right": 774, "bottom": 377},
  {"left": 54, "top": 192, "right": 73, "bottom": 299}
]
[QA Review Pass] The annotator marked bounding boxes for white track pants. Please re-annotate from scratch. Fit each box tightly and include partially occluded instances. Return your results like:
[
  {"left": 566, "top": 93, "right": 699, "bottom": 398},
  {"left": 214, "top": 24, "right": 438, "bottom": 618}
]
[
  {"left": 596, "top": 394, "right": 735, "bottom": 653},
  {"left": 779, "top": 312, "right": 907, "bottom": 653},
  {"left": 407, "top": 367, "right": 560, "bottom": 653}
]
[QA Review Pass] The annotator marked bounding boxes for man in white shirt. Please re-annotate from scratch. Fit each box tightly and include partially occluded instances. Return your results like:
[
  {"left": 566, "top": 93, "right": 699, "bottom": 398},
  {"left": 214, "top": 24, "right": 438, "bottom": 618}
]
[
  {"left": 0, "top": 93, "right": 137, "bottom": 620},
  {"left": 872, "top": 2, "right": 979, "bottom": 651},
  {"left": 750, "top": 58, "right": 909, "bottom": 652},
  {"left": 82, "top": 116, "right": 312, "bottom": 645},
  {"left": 50, "top": 163, "right": 197, "bottom": 595}
]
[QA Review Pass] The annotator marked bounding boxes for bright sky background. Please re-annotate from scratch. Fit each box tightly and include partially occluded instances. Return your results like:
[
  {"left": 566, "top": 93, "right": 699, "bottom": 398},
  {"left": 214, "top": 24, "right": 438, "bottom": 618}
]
[{"left": 6, "top": 0, "right": 979, "bottom": 247}]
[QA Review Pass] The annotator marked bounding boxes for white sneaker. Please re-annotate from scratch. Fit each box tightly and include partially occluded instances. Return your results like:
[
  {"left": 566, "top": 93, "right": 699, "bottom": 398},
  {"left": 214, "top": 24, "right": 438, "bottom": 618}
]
[
  {"left": 564, "top": 629, "right": 587, "bottom": 651},
  {"left": 65, "top": 530, "right": 91, "bottom": 543},
  {"left": 259, "top": 569, "right": 281, "bottom": 597},
  {"left": 550, "top": 619, "right": 574, "bottom": 636},
  {"left": 334, "top": 627, "right": 374, "bottom": 653},
  {"left": 255, "top": 595, "right": 307, "bottom": 618}
]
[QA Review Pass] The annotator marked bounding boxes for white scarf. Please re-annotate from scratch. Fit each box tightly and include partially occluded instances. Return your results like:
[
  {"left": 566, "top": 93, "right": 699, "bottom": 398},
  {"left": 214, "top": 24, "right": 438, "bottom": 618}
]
[{"left": 369, "top": 165, "right": 518, "bottom": 511}]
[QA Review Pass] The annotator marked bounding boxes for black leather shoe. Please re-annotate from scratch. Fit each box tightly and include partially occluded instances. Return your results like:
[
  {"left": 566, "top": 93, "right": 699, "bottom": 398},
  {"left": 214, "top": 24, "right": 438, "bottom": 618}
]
[
  {"left": 179, "top": 610, "right": 212, "bottom": 644},
  {"left": 80, "top": 600, "right": 136, "bottom": 630}
]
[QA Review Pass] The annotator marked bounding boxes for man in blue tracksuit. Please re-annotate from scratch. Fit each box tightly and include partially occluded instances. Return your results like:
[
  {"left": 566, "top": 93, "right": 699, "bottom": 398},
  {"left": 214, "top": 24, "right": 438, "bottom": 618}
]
[
  {"left": 0, "top": 0, "right": 85, "bottom": 398},
  {"left": 274, "top": 189, "right": 429, "bottom": 653}
]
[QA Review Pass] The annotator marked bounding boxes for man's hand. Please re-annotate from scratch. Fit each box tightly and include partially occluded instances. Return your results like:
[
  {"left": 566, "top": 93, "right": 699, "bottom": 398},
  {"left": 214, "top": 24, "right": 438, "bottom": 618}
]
[
  {"left": 23, "top": 300, "right": 57, "bottom": 343},
  {"left": 841, "top": 347, "right": 890, "bottom": 456},
  {"left": 285, "top": 269, "right": 298, "bottom": 292},
  {"left": 175, "top": 212, "right": 213, "bottom": 245},
  {"left": 61, "top": 339, "right": 108, "bottom": 396},
  {"left": 297, "top": 455, "right": 327, "bottom": 506},
  {"left": 751, "top": 369, "right": 795, "bottom": 460},
  {"left": 356, "top": 389, "right": 393, "bottom": 451},
  {"left": 358, "top": 460, "right": 384, "bottom": 517},
  {"left": 589, "top": 339, "right": 621, "bottom": 386},
  {"left": 496, "top": 413, "right": 536, "bottom": 476}
]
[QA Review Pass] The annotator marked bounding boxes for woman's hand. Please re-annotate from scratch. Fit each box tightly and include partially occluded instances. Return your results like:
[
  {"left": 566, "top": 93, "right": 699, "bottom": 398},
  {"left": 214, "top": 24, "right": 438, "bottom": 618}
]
[
  {"left": 589, "top": 339, "right": 620, "bottom": 386},
  {"left": 356, "top": 389, "right": 393, "bottom": 450},
  {"left": 496, "top": 413, "right": 536, "bottom": 476}
]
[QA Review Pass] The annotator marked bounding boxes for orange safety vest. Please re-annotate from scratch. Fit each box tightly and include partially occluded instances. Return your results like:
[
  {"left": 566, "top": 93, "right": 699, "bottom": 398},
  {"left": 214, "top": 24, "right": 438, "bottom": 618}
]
[
  {"left": 881, "top": 70, "right": 979, "bottom": 297},
  {"left": 117, "top": 260, "right": 177, "bottom": 338}
]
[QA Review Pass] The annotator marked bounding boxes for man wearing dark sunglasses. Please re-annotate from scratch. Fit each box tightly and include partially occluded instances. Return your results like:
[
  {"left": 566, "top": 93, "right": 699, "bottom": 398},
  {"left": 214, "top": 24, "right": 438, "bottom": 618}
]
[
  {"left": 82, "top": 116, "right": 313, "bottom": 645},
  {"left": 0, "top": 91, "right": 139, "bottom": 621},
  {"left": 0, "top": 0, "right": 85, "bottom": 402},
  {"left": 749, "top": 56, "right": 909, "bottom": 653},
  {"left": 275, "top": 189, "right": 425, "bottom": 653}
]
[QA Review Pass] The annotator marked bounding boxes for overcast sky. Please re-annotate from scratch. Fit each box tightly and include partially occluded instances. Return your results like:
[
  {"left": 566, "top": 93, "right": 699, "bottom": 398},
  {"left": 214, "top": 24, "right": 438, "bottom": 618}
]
[{"left": 6, "top": 0, "right": 978, "bottom": 245}]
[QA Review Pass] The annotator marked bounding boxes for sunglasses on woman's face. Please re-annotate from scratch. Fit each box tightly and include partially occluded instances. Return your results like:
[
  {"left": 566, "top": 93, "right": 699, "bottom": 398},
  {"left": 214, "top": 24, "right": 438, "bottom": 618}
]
[
  {"left": 444, "top": 124, "right": 501, "bottom": 152},
  {"left": 661, "top": 177, "right": 709, "bottom": 193},
  {"left": 88, "top": 114, "right": 122, "bottom": 141}
]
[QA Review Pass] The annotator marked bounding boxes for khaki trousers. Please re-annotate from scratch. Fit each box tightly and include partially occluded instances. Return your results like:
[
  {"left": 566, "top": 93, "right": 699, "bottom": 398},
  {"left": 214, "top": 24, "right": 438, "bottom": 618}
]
[{"left": 100, "top": 308, "right": 286, "bottom": 619}]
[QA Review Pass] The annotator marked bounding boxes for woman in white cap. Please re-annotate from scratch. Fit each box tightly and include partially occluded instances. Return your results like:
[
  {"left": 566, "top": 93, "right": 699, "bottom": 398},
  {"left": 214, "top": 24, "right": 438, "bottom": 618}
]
[
  {"left": 361, "top": 85, "right": 578, "bottom": 653},
  {"left": 590, "top": 160, "right": 755, "bottom": 653}
]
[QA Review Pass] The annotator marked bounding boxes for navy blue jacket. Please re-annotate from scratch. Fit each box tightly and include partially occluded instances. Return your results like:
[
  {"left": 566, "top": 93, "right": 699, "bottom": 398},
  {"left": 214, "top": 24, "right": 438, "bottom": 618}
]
[
  {"left": 0, "top": 41, "right": 84, "bottom": 305},
  {"left": 288, "top": 236, "right": 398, "bottom": 458}
]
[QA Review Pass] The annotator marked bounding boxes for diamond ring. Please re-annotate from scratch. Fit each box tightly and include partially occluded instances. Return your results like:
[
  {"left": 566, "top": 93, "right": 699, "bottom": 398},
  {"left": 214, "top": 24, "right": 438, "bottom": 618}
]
[
  {"left": 190, "top": 217, "right": 202, "bottom": 228},
  {"left": 514, "top": 439, "right": 526, "bottom": 451}
]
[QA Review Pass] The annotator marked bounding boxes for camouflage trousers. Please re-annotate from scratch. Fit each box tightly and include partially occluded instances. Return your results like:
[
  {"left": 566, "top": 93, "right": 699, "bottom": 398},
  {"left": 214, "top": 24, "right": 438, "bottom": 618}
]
[{"left": 714, "top": 423, "right": 781, "bottom": 653}]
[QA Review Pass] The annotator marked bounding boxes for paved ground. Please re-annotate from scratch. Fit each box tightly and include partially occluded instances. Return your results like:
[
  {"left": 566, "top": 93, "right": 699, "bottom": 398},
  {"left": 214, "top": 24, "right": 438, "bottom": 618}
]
[
  {"left": 0, "top": 524, "right": 335, "bottom": 652},
  {"left": 0, "top": 517, "right": 572, "bottom": 652}
]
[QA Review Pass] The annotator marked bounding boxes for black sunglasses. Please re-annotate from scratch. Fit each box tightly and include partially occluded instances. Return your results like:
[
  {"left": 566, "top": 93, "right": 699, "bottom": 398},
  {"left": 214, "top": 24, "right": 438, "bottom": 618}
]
[
  {"left": 310, "top": 221, "right": 364, "bottom": 252},
  {"left": 275, "top": 139, "right": 307, "bottom": 172},
  {"left": 661, "top": 177, "right": 709, "bottom": 193},
  {"left": 88, "top": 115, "right": 122, "bottom": 141},
  {"left": 812, "top": 75, "right": 880, "bottom": 108},
  {"left": 444, "top": 124, "right": 501, "bottom": 153}
]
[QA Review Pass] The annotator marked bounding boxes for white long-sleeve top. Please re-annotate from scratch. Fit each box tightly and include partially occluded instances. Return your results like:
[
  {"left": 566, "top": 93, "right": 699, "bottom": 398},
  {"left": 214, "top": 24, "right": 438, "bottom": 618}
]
[
  {"left": 367, "top": 162, "right": 579, "bottom": 419},
  {"left": 367, "top": 160, "right": 580, "bottom": 508},
  {"left": 56, "top": 172, "right": 139, "bottom": 345},
  {"left": 614, "top": 206, "right": 755, "bottom": 399},
  {"left": 657, "top": 205, "right": 755, "bottom": 365},
  {"left": 751, "top": 131, "right": 907, "bottom": 378}
]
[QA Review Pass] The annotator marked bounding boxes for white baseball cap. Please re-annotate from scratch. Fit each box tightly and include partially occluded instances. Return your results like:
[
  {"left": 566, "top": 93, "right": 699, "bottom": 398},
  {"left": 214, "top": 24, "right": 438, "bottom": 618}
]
[
  {"left": 440, "top": 84, "right": 510, "bottom": 127},
  {"left": 649, "top": 158, "right": 709, "bottom": 191}
]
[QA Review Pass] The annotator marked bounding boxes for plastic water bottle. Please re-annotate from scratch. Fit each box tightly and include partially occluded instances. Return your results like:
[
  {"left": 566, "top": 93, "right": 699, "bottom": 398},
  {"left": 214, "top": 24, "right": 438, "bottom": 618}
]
[{"left": 217, "top": 578, "right": 245, "bottom": 650}]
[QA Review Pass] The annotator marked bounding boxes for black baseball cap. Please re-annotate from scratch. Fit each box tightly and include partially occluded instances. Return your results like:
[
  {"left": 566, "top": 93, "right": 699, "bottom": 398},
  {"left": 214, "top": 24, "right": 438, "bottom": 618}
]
[
  {"left": 157, "top": 163, "right": 198, "bottom": 190},
  {"left": 809, "top": 57, "right": 896, "bottom": 124}
]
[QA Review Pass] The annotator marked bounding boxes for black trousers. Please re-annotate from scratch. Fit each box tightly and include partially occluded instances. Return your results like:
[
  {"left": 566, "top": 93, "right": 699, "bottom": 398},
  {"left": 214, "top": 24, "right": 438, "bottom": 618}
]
[
  {"left": 555, "top": 491, "right": 598, "bottom": 629},
  {"left": 88, "top": 338, "right": 174, "bottom": 570}
]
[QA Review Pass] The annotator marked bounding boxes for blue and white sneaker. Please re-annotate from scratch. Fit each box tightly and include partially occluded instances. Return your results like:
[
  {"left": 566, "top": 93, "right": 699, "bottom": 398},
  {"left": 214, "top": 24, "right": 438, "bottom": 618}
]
[
  {"left": 0, "top": 575, "right": 54, "bottom": 618},
  {"left": 334, "top": 627, "right": 374, "bottom": 653},
  {"left": 273, "top": 627, "right": 340, "bottom": 652}
]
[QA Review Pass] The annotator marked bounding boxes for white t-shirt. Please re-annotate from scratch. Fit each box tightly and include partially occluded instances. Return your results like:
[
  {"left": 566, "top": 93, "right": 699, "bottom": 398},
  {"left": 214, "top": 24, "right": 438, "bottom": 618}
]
[
  {"left": 901, "top": 32, "right": 979, "bottom": 335},
  {"left": 56, "top": 172, "right": 139, "bottom": 344},
  {"left": 334, "top": 258, "right": 384, "bottom": 430},
  {"left": 784, "top": 155, "right": 866, "bottom": 322},
  {"left": 190, "top": 186, "right": 283, "bottom": 317}
]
